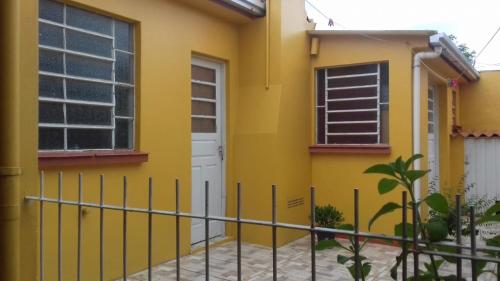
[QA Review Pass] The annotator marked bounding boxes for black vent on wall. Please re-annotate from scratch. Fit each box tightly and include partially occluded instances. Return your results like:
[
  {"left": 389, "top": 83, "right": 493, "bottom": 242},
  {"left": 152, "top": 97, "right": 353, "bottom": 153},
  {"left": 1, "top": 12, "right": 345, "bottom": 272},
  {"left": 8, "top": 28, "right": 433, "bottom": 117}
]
[{"left": 287, "top": 198, "right": 304, "bottom": 208}]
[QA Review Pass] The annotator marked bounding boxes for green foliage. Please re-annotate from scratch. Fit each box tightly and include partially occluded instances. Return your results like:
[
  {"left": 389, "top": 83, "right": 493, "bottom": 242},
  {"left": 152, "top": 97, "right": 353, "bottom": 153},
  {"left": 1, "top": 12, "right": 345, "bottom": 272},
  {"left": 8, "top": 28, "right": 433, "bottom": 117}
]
[
  {"left": 366, "top": 154, "right": 500, "bottom": 280},
  {"left": 365, "top": 154, "right": 444, "bottom": 280},
  {"left": 368, "top": 202, "right": 401, "bottom": 230},
  {"left": 314, "top": 204, "right": 344, "bottom": 228},
  {"left": 449, "top": 34, "right": 477, "bottom": 64},
  {"left": 424, "top": 193, "right": 449, "bottom": 215},
  {"left": 320, "top": 224, "right": 371, "bottom": 281}
]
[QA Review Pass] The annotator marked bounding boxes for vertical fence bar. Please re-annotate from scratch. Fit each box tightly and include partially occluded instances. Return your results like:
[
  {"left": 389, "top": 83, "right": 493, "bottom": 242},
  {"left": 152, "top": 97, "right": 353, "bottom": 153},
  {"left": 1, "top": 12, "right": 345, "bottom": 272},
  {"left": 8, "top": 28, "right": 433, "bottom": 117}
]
[
  {"left": 123, "top": 176, "right": 128, "bottom": 281},
  {"left": 470, "top": 206, "right": 477, "bottom": 281},
  {"left": 455, "top": 195, "right": 462, "bottom": 281},
  {"left": 99, "top": 175, "right": 104, "bottom": 281},
  {"left": 353, "top": 188, "right": 360, "bottom": 281},
  {"left": 310, "top": 187, "right": 316, "bottom": 281},
  {"left": 272, "top": 185, "right": 277, "bottom": 281},
  {"left": 205, "top": 181, "right": 210, "bottom": 281},
  {"left": 40, "top": 171, "right": 45, "bottom": 281},
  {"left": 412, "top": 201, "right": 419, "bottom": 281},
  {"left": 58, "top": 172, "right": 63, "bottom": 281},
  {"left": 402, "top": 191, "right": 408, "bottom": 280},
  {"left": 175, "top": 179, "right": 180, "bottom": 281},
  {"left": 77, "top": 173, "right": 83, "bottom": 281},
  {"left": 148, "top": 177, "right": 153, "bottom": 281},
  {"left": 237, "top": 182, "right": 242, "bottom": 281}
]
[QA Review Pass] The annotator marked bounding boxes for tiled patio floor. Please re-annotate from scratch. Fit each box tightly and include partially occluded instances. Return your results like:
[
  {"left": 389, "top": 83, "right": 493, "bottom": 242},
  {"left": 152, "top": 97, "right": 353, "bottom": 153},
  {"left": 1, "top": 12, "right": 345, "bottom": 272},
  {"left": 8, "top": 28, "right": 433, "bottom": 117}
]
[{"left": 123, "top": 236, "right": 497, "bottom": 281}]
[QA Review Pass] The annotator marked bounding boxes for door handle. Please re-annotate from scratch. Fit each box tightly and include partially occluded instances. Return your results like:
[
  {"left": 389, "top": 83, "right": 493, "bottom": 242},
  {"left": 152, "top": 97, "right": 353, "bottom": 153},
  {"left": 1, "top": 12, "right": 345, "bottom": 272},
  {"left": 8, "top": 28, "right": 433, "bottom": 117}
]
[{"left": 218, "top": 145, "right": 224, "bottom": 160}]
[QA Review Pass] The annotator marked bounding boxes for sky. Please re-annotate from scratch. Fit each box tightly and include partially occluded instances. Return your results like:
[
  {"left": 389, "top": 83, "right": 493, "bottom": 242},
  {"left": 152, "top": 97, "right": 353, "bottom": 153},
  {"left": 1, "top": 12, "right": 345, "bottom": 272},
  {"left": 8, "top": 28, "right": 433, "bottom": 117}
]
[{"left": 304, "top": 0, "right": 500, "bottom": 71}]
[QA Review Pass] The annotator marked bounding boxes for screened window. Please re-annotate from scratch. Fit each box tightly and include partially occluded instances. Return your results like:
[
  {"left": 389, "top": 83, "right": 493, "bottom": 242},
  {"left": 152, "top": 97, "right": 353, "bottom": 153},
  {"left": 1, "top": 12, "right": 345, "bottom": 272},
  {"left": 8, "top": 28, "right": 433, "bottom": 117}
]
[
  {"left": 316, "top": 63, "right": 389, "bottom": 145},
  {"left": 38, "top": 0, "right": 135, "bottom": 151}
]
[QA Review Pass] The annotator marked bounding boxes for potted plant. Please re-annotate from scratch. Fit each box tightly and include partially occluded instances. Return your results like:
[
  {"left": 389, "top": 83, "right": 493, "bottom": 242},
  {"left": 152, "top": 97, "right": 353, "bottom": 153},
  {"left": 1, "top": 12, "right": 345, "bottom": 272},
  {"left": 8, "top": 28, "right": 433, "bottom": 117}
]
[{"left": 314, "top": 204, "right": 344, "bottom": 241}]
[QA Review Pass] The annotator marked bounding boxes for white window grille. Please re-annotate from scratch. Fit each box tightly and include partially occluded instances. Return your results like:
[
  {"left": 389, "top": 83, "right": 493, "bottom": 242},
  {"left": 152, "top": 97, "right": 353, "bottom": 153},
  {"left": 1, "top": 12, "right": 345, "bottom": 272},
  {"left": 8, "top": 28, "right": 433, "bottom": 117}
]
[
  {"left": 316, "top": 63, "right": 389, "bottom": 145},
  {"left": 38, "top": 0, "right": 135, "bottom": 151}
]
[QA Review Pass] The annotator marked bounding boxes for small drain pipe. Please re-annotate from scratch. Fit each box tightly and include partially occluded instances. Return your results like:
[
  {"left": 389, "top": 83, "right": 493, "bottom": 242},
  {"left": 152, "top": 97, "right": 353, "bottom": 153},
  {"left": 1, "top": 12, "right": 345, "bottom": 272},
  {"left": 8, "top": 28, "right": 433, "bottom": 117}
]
[{"left": 413, "top": 47, "right": 442, "bottom": 201}]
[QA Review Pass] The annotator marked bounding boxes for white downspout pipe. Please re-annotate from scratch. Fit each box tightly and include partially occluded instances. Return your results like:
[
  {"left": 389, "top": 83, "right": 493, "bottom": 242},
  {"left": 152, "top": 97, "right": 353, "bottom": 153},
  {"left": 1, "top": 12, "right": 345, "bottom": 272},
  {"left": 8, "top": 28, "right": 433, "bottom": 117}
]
[{"left": 413, "top": 47, "right": 442, "bottom": 201}]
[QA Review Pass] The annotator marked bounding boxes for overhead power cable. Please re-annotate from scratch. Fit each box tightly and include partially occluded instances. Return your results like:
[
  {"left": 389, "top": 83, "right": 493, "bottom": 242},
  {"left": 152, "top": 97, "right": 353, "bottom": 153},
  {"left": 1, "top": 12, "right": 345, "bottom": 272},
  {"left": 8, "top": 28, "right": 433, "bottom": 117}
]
[{"left": 473, "top": 26, "right": 500, "bottom": 66}]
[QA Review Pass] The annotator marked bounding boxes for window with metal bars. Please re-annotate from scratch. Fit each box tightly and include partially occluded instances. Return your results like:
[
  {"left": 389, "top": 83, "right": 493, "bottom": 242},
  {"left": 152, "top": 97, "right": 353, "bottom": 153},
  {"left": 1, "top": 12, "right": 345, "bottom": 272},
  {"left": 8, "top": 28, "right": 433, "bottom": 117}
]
[
  {"left": 38, "top": 0, "right": 135, "bottom": 151},
  {"left": 315, "top": 63, "right": 389, "bottom": 145}
]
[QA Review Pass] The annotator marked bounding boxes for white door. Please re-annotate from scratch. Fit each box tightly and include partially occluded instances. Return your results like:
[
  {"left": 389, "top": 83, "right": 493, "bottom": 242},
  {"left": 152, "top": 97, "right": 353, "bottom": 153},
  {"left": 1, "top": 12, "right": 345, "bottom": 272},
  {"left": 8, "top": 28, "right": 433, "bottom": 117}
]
[
  {"left": 428, "top": 86, "right": 440, "bottom": 190},
  {"left": 465, "top": 138, "right": 500, "bottom": 201},
  {"left": 191, "top": 58, "right": 225, "bottom": 245}
]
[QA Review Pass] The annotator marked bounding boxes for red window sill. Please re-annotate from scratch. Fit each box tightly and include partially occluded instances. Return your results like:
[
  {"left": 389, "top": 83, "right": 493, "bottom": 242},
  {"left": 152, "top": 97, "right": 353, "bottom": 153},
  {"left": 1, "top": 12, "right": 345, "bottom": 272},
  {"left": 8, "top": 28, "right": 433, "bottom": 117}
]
[
  {"left": 38, "top": 151, "right": 149, "bottom": 169},
  {"left": 309, "top": 144, "right": 391, "bottom": 154}
]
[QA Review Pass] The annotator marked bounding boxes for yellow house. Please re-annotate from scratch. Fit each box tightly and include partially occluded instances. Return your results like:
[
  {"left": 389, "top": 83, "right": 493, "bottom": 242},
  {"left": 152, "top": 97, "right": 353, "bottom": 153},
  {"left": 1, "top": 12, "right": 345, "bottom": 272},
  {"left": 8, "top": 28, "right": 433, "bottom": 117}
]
[{"left": 0, "top": 0, "right": 496, "bottom": 280}]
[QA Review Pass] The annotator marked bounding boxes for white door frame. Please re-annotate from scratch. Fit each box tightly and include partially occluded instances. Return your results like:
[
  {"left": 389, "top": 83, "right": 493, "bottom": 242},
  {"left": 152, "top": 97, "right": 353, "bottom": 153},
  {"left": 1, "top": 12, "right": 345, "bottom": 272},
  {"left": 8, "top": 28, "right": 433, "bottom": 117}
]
[
  {"left": 191, "top": 56, "right": 226, "bottom": 243},
  {"left": 428, "top": 85, "right": 440, "bottom": 190}
]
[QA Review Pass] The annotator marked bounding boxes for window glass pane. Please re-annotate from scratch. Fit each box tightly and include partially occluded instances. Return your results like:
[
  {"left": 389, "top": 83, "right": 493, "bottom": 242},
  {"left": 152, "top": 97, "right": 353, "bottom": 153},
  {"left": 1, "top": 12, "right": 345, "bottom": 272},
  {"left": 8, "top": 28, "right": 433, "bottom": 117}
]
[
  {"left": 39, "top": 75, "right": 63, "bottom": 98},
  {"left": 316, "top": 69, "right": 325, "bottom": 106},
  {"left": 66, "top": 79, "right": 113, "bottom": 103},
  {"left": 39, "top": 49, "right": 64, "bottom": 73},
  {"left": 67, "top": 129, "right": 112, "bottom": 149},
  {"left": 192, "top": 118, "right": 216, "bottom": 133},
  {"left": 316, "top": 107, "right": 325, "bottom": 144},
  {"left": 192, "top": 101, "right": 216, "bottom": 116},
  {"left": 380, "top": 63, "right": 389, "bottom": 103},
  {"left": 327, "top": 64, "right": 378, "bottom": 76},
  {"left": 39, "top": 23, "right": 63, "bottom": 48},
  {"left": 428, "top": 124, "right": 434, "bottom": 134},
  {"left": 116, "top": 52, "right": 134, "bottom": 83},
  {"left": 39, "top": 128, "right": 64, "bottom": 150},
  {"left": 328, "top": 123, "right": 377, "bottom": 133},
  {"left": 115, "top": 119, "right": 133, "bottom": 149},
  {"left": 66, "top": 104, "right": 112, "bottom": 125},
  {"left": 115, "top": 20, "right": 133, "bottom": 52},
  {"left": 192, "top": 65, "right": 215, "bottom": 82},
  {"left": 66, "top": 6, "right": 112, "bottom": 35},
  {"left": 328, "top": 87, "right": 377, "bottom": 99},
  {"left": 328, "top": 111, "right": 377, "bottom": 122},
  {"left": 66, "top": 29, "right": 113, "bottom": 57},
  {"left": 66, "top": 55, "right": 112, "bottom": 80},
  {"left": 39, "top": 102, "right": 64, "bottom": 123},
  {"left": 327, "top": 75, "right": 377, "bottom": 88},
  {"left": 327, "top": 135, "right": 377, "bottom": 144},
  {"left": 191, "top": 83, "right": 216, "bottom": 99},
  {"left": 39, "top": 0, "right": 63, "bottom": 23},
  {"left": 380, "top": 104, "right": 389, "bottom": 143},
  {"left": 328, "top": 99, "right": 377, "bottom": 110},
  {"left": 115, "top": 86, "right": 134, "bottom": 117}
]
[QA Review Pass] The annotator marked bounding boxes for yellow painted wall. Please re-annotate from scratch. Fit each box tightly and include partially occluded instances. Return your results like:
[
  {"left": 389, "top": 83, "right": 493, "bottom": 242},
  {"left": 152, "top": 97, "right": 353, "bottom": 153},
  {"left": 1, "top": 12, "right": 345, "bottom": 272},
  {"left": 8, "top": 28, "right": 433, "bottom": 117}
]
[
  {"left": 450, "top": 71, "right": 500, "bottom": 195},
  {"left": 19, "top": 0, "right": 242, "bottom": 280},
  {"left": 16, "top": 0, "right": 315, "bottom": 280},
  {"left": 229, "top": 0, "right": 313, "bottom": 245},
  {"left": 460, "top": 71, "right": 500, "bottom": 131},
  {"left": 309, "top": 35, "right": 441, "bottom": 234}
]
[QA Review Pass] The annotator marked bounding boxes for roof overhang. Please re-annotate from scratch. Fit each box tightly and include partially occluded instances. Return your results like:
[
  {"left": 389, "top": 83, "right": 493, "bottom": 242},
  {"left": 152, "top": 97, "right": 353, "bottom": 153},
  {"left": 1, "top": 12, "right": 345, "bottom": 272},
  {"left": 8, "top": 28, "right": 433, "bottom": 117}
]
[
  {"left": 307, "top": 30, "right": 437, "bottom": 37},
  {"left": 430, "top": 33, "right": 480, "bottom": 81},
  {"left": 212, "top": 0, "right": 266, "bottom": 17}
]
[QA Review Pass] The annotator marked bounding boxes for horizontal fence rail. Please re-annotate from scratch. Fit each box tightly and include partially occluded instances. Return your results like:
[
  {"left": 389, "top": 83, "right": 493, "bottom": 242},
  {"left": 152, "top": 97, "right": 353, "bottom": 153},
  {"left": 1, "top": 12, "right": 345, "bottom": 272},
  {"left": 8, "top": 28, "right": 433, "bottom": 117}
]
[{"left": 27, "top": 172, "right": 500, "bottom": 281}]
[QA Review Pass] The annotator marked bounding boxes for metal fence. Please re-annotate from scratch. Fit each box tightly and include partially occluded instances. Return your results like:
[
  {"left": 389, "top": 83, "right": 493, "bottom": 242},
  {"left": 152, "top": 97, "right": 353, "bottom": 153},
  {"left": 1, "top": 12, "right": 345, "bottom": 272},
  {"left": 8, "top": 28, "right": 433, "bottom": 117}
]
[{"left": 25, "top": 172, "right": 500, "bottom": 281}]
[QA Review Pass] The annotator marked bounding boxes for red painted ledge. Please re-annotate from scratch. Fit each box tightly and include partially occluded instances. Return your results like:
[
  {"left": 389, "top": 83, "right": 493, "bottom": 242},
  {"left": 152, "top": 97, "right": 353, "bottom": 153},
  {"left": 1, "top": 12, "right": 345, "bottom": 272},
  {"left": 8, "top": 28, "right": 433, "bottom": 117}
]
[
  {"left": 38, "top": 150, "right": 148, "bottom": 169},
  {"left": 309, "top": 144, "right": 391, "bottom": 155}
]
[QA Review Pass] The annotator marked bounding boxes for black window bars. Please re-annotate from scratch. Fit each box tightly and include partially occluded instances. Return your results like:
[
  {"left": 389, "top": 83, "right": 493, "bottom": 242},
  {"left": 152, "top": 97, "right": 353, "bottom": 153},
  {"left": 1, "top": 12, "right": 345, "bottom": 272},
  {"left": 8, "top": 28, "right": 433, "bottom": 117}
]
[{"left": 26, "top": 171, "right": 500, "bottom": 281}]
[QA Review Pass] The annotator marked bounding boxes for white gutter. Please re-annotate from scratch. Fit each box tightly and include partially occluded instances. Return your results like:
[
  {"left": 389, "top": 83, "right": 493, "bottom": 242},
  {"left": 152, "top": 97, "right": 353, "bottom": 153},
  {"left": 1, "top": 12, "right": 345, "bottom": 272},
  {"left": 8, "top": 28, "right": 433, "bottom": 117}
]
[
  {"left": 430, "top": 33, "right": 480, "bottom": 81},
  {"left": 216, "top": 0, "right": 266, "bottom": 17},
  {"left": 413, "top": 47, "right": 442, "bottom": 201}
]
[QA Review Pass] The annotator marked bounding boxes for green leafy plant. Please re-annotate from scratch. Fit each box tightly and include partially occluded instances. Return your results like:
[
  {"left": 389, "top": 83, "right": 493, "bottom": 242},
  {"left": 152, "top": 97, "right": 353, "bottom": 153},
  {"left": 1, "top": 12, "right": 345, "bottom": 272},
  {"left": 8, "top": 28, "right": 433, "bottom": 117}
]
[
  {"left": 315, "top": 204, "right": 344, "bottom": 228},
  {"left": 316, "top": 224, "right": 371, "bottom": 280},
  {"left": 314, "top": 204, "right": 344, "bottom": 241},
  {"left": 365, "top": 154, "right": 500, "bottom": 280},
  {"left": 365, "top": 154, "right": 451, "bottom": 280}
]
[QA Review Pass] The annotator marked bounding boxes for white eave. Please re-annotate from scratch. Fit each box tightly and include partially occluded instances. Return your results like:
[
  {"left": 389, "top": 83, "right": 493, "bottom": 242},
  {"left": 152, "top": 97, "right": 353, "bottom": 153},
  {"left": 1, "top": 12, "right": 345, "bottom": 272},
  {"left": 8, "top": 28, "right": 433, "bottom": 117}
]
[
  {"left": 430, "top": 33, "right": 480, "bottom": 81},
  {"left": 214, "top": 0, "right": 266, "bottom": 17}
]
